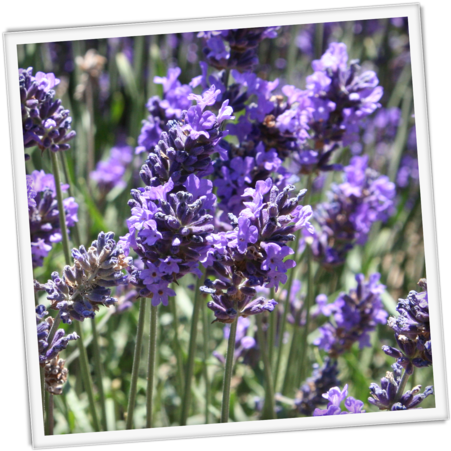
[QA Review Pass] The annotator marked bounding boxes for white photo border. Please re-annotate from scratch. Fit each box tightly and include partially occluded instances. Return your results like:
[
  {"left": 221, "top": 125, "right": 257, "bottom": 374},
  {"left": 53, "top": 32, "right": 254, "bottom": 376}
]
[{"left": 4, "top": 3, "right": 449, "bottom": 449}]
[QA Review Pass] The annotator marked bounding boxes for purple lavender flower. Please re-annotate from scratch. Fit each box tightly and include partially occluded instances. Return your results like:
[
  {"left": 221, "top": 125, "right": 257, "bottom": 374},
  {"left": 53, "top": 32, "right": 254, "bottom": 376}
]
[
  {"left": 200, "top": 27, "right": 279, "bottom": 73},
  {"left": 136, "top": 67, "right": 192, "bottom": 155},
  {"left": 369, "top": 362, "right": 433, "bottom": 411},
  {"left": 19, "top": 67, "right": 76, "bottom": 158},
  {"left": 35, "top": 231, "right": 131, "bottom": 323},
  {"left": 36, "top": 305, "right": 78, "bottom": 395},
  {"left": 295, "top": 358, "right": 341, "bottom": 416},
  {"left": 383, "top": 279, "right": 431, "bottom": 374},
  {"left": 139, "top": 85, "right": 234, "bottom": 188},
  {"left": 27, "top": 170, "right": 79, "bottom": 268},
  {"left": 314, "top": 273, "right": 388, "bottom": 357},
  {"left": 313, "top": 384, "right": 365, "bottom": 416},
  {"left": 310, "top": 156, "right": 395, "bottom": 267},
  {"left": 90, "top": 143, "right": 133, "bottom": 196},
  {"left": 121, "top": 174, "right": 216, "bottom": 307},
  {"left": 202, "top": 178, "right": 313, "bottom": 323}
]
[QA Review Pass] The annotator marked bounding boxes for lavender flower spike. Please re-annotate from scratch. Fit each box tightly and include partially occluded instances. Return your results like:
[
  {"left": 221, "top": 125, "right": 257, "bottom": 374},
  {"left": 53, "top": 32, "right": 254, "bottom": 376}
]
[
  {"left": 19, "top": 67, "right": 76, "bottom": 158},
  {"left": 313, "top": 385, "right": 365, "bottom": 416},
  {"left": 36, "top": 305, "right": 78, "bottom": 394},
  {"left": 314, "top": 273, "right": 388, "bottom": 357},
  {"left": 203, "top": 178, "right": 313, "bottom": 323},
  {"left": 35, "top": 231, "right": 131, "bottom": 323}
]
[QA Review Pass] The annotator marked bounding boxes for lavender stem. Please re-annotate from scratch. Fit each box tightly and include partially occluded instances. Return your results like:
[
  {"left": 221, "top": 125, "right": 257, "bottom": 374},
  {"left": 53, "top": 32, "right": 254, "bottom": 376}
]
[{"left": 146, "top": 304, "right": 158, "bottom": 428}]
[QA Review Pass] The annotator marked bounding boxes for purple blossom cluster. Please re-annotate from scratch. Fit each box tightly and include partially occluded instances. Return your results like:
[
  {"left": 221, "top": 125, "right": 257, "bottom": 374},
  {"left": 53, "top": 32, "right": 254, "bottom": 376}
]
[
  {"left": 213, "top": 317, "right": 258, "bottom": 366},
  {"left": 36, "top": 304, "right": 78, "bottom": 394},
  {"left": 202, "top": 179, "right": 313, "bottom": 323},
  {"left": 136, "top": 67, "right": 192, "bottom": 155},
  {"left": 369, "top": 362, "right": 433, "bottom": 411},
  {"left": 27, "top": 170, "right": 79, "bottom": 267},
  {"left": 314, "top": 273, "right": 388, "bottom": 357},
  {"left": 122, "top": 174, "right": 216, "bottom": 306},
  {"left": 199, "top": 27, "right": 279, "bottom": 72},
  {"left": 19, "top": 67, "right": 76, "bottom": 159},
  {"left": 295, "top": 358, "right": 341, "bottom": 416},
  {"left": 90, "top": 143, "right": 133, "bottom": 196},
  {"left": 310, "top": 156, "right": 395, "bottom": 267},
  {"left": 139, "top": 85, "right": 233, "bottom": 188},
  {"left": 35, "top": 231, "right": 131, "bottom": 323},
  {"left": 313, "top": 385, "right": 365, "bottom": 416},
  {"left": 36, "top": 305, "right": 79, "bottom": 365},
  {"left": 383, "top": 279, "right": 431, "bottom": 374}
]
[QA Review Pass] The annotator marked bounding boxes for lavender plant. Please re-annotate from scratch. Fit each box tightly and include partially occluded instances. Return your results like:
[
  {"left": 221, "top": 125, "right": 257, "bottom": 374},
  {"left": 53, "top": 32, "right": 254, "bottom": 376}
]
[
  {"left": 19, "top": 68, "right": 76, "bottom": 159},
  {"left": 27, "top": 170, "right": 78, "bottom": 267},
  {"left": 314, "top": 273, "right": 388, "bottom": 357}
]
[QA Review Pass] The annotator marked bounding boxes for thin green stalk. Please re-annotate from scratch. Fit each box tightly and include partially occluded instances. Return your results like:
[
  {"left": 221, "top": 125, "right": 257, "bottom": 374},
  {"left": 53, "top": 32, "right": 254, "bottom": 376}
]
[
  {"left": 50, "top": 151, "right": 71, "bottom": 263},
  {"left": 256, "top": 315, "right": 277, "bottom": 420},
  {"left": 268, "top": 287, "right": 276, "bottom": 365},
  {"left": 394, "top": 369, "right": 410, "bottom": 403},
  {"left": 201, "top": 303, "right": 211, "bottom": 424},
  {"left": 91, "top": 318, "right": 107, "bottom": 431},
  {"left": 59, "top": 152, "right": 81, "bottom": 247},
  {"left": 169, "top": 294, "right": 184, "bottom": 403},
  {"left": 220, "top": 318, "right": 238, "bottom": 423},
  {"left": 125, "top": 299, "right": 146, "bottom": 429},
  {"left": 296, "top": 246, "right": 314, "bottom": 387},
  {"left": 40, "top": 366, "right": 45, "bottom": 419},
  {"left": 146, "top": 304, "right": 158, "bottom": 428},
  {"left": 48, "top": 394, "right": 54, "bottom": 435},
  {"left": 44, "top": 391, "right": 51, "bottom": 435},
  {"left": 47, "top": 312, "right": 62, "bottom": 347},
  {"left": 73, "top": 321, "right": 101, "bottom": 431},
  {"left": 180, "top": 271, "right": 205, "bottom": 425},
  {"left": 273, "top": 230, "right": 301, "bottom": 390}
]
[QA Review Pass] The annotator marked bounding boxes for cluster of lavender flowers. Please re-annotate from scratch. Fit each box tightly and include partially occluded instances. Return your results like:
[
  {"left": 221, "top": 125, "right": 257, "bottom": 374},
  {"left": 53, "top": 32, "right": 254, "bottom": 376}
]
[
  {"left": 19, "top": 67, "right": 76, "bottom": 159},
  {"left": 314, "top": 273, "right": 388, "bottom": 357},
  {"left": 35, "top": 231, "right": 130, "bottom": 323},
  {"left": 383, "top": 279, "right": 432, "bottom": 373},
  {"left": 198, "top": 28, "right": 279, "bottom": 72},
  {"left": 295, "top": 358, "right": 341, "bottom": 416},
  {"left": 368, "top": 362, "right": 433, "bottom": 411},
  {"left": 36, "top": 305, "right": 79, "bottom": 394},
  {"left": 313, "top": 385, "right": 365, "bottom": 416},
  {"left": 369, "top": 279, "right": 434, "bottom": 411},
  {"left": 202, "top": 179, "right": 313, "bottom": 323},
  {"left": 27, "top": 170, "right": 78, "bottom": 267},
  {"left": 309, "top": 156, "right": 395, "bottom": 267},
  {"left": 90, "top": 143, "right": 133, "bottom": 196}
]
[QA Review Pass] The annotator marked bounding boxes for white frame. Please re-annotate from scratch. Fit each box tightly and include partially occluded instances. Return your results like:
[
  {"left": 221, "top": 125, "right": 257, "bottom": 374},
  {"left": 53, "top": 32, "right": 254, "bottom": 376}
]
[{"left": 3, "top": 3, "right": 449, "bottom": 449}]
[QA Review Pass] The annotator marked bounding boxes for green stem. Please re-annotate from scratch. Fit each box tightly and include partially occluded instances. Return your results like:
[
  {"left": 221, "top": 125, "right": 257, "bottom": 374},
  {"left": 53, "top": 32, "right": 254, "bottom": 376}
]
[
  {"left": 268, "top": 287, "right": 276, "bottom": 365},
  {"left": 40, "top": 366, "right": 45, "bottom": 420},
  {"left": 47, "top": 312, "right": 62, "bottom": 348},
  {"left": 169, "top": 294, "right": 184, "bottom": 404},
  {"left": 60, "top": 152, "right": 81, "bottom": 247},
  {"left": 73, "top": 321, "right": 101, "bottom": 431},
  {"left": 180, "top": 271, "right": 205, "bottom": 425},
  {"left": 256, "top": 315, "right": 277, "bottom": 420},
  {"left": 394, "top": 369, "right": 410, "bottom": 404},
  {"left": 50, "top": 151, "right": 71, "bottom": 263},
  {"left": 125, "top": 299, "right": 146, "bottom": 430},
  {"left": 296, "top": 246, "right": 314, "bottom": 387},
  {"left": 201, "top": 303, "right": 211, "bottom": 424},
  {"left": 44, "top": 391, "right": 52, "bottom": 435},
  {"left": 273, "top": 230, "right": 301, "bottom": 390},
  {"left": 91, "top": 318, "right": 107, "bottom": 431},
  {"left": 146, "top": 304, "right": 158, "bottom": 428},
  {"left": 220, "top": 318, "right": 238, "bottom": 423}
]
